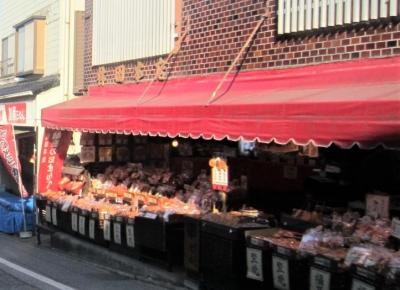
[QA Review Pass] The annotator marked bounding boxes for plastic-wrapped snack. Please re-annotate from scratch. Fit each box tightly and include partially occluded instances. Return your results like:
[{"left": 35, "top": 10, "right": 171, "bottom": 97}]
[{"left": 345, "top": 245, "right": 393, "bottom": 273}]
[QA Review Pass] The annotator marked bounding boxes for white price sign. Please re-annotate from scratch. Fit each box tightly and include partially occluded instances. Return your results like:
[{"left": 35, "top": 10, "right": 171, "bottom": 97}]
[
  {"left": 310, "top": 267, "right": 330, "bottom": 290},
  {"left": 51, "top": 207, "right": 58, "bottom": 226},
  {"left": 272, "top": 256, "right": 290, "bottom": 290},
  {"left": 89, "top": 219, "right": 95, "bottom": 240},
  {"left": 351, "top": 279, "right": 375, "bottom": 290},
  {"left": 45, "top": 205, "right": 52, "bottom": 223},
  {"left": 126, "top": 225, "right": 135, "bottom": 248},
  {"left": 103, "top": 220, "right": 111, "bottom": 241},
  {"left": 113, "top": 223, "right": 122, "bottom": 245},
  {"left": 246, "top": 248, "right": 263, "bottom": 281},
  {"left": 71, "top": 212, "right": 78, "bottom": 232},
  {"left": 391, "top": 217, "right": 400, "bottom": 239},
  {"left": 79, "top": 216, "right": 86, "bottom": 235},
  {"left": 366, "top": 194, "right": 389, "bottom": 219}
]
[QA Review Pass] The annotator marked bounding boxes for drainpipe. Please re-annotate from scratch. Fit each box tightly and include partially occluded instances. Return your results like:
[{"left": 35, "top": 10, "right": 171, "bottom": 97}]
[{"left": 63, "top": 0, "right": 71, "bottom": 101}]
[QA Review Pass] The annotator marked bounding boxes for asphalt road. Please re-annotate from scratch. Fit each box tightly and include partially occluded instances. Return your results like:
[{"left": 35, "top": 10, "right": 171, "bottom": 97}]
[{"left": 0, "top": 233, "right": 166, "bottom": 290}]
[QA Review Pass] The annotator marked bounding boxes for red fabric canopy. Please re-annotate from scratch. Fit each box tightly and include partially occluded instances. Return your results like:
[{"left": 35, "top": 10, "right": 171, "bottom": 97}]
[{"left": 42, "top": 56, "right": 400, "bottom": 149}]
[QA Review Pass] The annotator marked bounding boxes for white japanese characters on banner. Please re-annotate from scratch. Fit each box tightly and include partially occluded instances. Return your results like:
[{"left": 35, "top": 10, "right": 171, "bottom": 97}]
[
  {"left": 246, "top": 248, "right": 263, "bottom": 281},
  {"left": 310, "top": 267, "right": 330, "bottom": 290},
  {"left": 272, "top": 255, "right": 290, "bottom": 290},
  {"left": 38, "top": 129, "right": 72, "bottom": 193}
]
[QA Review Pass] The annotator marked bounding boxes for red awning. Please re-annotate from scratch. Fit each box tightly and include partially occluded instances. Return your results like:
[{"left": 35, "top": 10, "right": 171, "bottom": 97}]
[{"left": 42, "top": 57, "right": 400, "bottom": 149}]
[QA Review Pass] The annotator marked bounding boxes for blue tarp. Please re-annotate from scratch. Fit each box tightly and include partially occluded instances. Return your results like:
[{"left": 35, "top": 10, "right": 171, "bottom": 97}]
[{"left": 0, "top": 191, "right": 34, "bottom": 234}]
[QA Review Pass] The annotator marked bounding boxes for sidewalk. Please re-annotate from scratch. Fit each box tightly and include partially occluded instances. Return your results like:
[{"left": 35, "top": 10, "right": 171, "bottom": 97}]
[{"left": 49, "top": 231, "right": 194, "bottom": 290}]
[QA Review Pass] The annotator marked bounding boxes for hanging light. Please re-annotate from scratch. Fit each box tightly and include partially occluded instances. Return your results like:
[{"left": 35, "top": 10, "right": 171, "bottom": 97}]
[{"left": 171, "top": 139, "right": 179, "bottom": 148}]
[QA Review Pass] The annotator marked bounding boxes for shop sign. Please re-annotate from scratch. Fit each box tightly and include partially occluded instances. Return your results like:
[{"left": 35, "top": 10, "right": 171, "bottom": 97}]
[
  {"left": 114, "top": 65, "right": 125, "bottom": 83},
  {"left": 310, "top": 267, "right": 330, "bottom": 290},
  {"left": 366, "top": 194, "right": 389, "bottom": 219},
  {"left": 51, "top": 207, "right": 58, "bottom": 226},
  {"left": 391, "top": 217, "right": 400, "bottom": 239},
  {"left": 209, "top": 157, "right": 229, "bottom": 192},
  {"left": 272, "top": 255, "right": 290, "bottom": 290},
  {"left": 71, "top": 212, "right": 78, "bottom": 232},
  {"left": 89, "top": 219, "right": 95, "bottom": 240},
  {"left": 113, "top": 223, "right": 121, "bottom": 245},
  {"left": 0, "top": 103, "right": 26, "bottom": 124},
  {"left": 246, "top": 248, "right": 263, "bottom": 281},
  {"left": 0, "top": 124, "right": 28, "bottom": 197},
  {"left": 351, "top": 279, "right": 375, "bottom": 290},
  {"left": 79, "top": 216, "right": 86, "bottom": 235},
  {"left": 126, "top": 225, "right": 135, "bottom": 248},
  {"left": 38, "top": 129, "right": 72, "bottom": 193}
]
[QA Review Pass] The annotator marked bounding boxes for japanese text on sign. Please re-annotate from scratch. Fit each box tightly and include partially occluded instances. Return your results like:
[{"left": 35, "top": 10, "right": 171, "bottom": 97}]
[
  {"left": 39, "top": 129, "right": 72, "bottom": 193},
  {"left": 272, "top": 256, "right": 290, "bottom": 290},
  {"left": 351, "top": 279, "right": 375, "bottom": 290},
  {"left": 209, "top": 157, "right": 229, "bottom": 192},
  {"left": 246, "top": 248, "right": 263, "bottom": 281},
  {"left": 310, "top": 267, "right": 330, "bottom": 290}
]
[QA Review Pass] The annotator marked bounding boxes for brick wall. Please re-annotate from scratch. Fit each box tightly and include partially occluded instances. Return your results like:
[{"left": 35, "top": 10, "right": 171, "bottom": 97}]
[{"left": 84, "top": 0, "right": 400, "bottom": 89}]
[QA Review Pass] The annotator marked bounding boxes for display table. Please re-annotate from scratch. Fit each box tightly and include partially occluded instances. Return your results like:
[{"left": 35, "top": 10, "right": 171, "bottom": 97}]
[{"left": 0, "top": 191, "right": 34, "bottom": 234}]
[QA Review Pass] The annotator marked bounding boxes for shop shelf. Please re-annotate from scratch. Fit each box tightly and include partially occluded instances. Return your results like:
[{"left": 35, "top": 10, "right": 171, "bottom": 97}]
[
  {"left": 270, "top": 242, "right": 311, "bottom": 290},
  {"left": 245, "top": 228, "right": 277, "bottom": 290},
  {"left": 309, "top": 254, "right": 351, "bottom": 290},
  {"left": 183, "top": 215, "right": 201, "bottom": 278},
  {"left": 134, "top": 215, "right": 184, "bottom": 269},
  {"left": 199, "top": 219, "right": 269, "bottom": 290}
]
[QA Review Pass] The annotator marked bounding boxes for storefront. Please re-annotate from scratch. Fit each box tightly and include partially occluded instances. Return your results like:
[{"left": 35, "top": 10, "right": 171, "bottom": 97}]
[{"left": 38, "top": 56, "right": 400, "bottom": 290}]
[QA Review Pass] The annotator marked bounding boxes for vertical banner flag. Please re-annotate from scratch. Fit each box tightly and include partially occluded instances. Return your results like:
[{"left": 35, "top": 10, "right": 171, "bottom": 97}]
[
  {"left": 0, "top": 125, "right": 28, "bottom": 197},
  {"left": 38, "top": 129, "right": 72, "bottom": 193}
]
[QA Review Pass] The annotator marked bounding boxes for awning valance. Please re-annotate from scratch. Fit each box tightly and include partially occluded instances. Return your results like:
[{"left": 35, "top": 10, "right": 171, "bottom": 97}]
[{"left": 42, "top": 57, "right": 400, "bottom": 149}]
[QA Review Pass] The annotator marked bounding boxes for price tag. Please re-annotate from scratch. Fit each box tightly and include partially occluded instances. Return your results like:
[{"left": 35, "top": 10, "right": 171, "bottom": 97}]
[
  {"left": 391, "top": 217, "right": 400, "bottom": 239},
  {"left": 113, "top": 222, "right": 121, "bottom": 245},
  {"left": 89, "top": 219, "right": 95, "bottom": 240},
  {"left": 51, "top": 207, "right": 58, "bottom": 226},
  {"left": 103, "top": 220, "right": 111, "bottom": 241},
  {"left": 246, "top": 248, "right": 263, "bottom": 281},
  {"left": 45, "top": 205, "right": 52, "bottom": 223},
  {"left": 310, "top": 267, "right": 330, "bottom": 290},
  {"left": 79, "top": 216, "right": 86, "bottom": 235},
  {"left": 351, "top": 279, "right": 375, "bottom": 290},
  {"left": 143, "top": 213, "right": 158, "bottom": 220},
  {"left": 272, "top": 255, "right": 290, "bottom": 290},
  {"left": 126, "top": 225, "right": 135, "bottom": 248},
  {"left": 366, "top": 194, "right": 389, "bottom": 219},
  {"left": 71, "top": 212, "right": 78, "bottom": 232}
]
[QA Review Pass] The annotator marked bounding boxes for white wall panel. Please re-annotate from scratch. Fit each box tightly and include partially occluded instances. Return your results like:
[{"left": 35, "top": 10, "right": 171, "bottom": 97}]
[{"left": 92, "top": 0, "right": 176, "bottom": 66}]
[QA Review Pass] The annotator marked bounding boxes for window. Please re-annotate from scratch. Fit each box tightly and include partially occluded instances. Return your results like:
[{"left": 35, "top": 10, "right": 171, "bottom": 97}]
[
  {"left": 277, "top": 0, "right": 400, "bottom": 35},
  {"left": 92, "top": 0, "right": 177, "bottom": 66},
  {"left": 14, "top": 16, "right": 45, "bottom": 76},
  {"left": 1, "top": 34, "right": 15, "bottom": 77}
]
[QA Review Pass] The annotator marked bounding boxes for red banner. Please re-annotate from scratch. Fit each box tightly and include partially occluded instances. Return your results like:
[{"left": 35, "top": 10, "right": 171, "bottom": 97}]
[
  {"left": 0, "top": 125, "right": 28, "bottom": 197},
  {"left": 38, "top": 129, "right": 72, "bottom": 193}
]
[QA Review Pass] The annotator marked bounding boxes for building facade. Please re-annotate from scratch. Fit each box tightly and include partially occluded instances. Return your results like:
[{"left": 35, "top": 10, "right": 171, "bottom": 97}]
[
  {"left": 83, "top": 0, "right": 400, "bottom": 87},
  {"left": 0, "top": 0, "right": 84, "bottom": 194}
]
